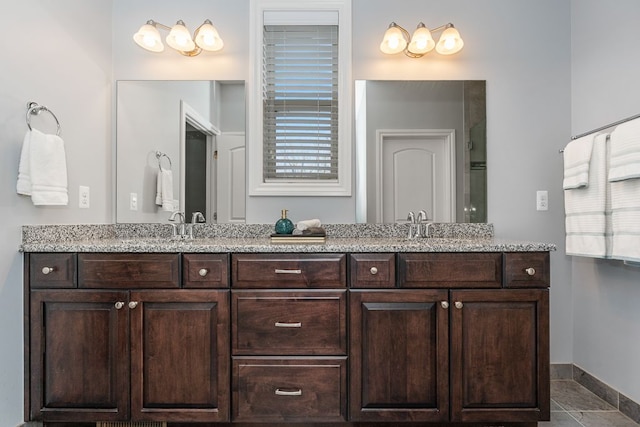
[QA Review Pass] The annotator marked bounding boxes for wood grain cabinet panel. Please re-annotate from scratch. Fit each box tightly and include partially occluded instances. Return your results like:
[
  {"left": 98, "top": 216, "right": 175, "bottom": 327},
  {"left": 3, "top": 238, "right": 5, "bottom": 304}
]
[
  {"left": 78, "top": 253, "right": 180, "bottom": 288},
  {"left": 232, "top": 357, "right": 347, "bottom": 422},
  {"left": 29, "top": 253, "right": 76, "bottom": 288},
  {"left": 183, "top": 253, "right": 229, "bottom": 288},
  {"left": 349, "top": 253, "right": 396, "bottom": 288},
  {"left": 232, "top": 253, "right": 346, "bottom": 288},
  {"left": 504, "top": 252, "right": 550, "bottom": 288},
  {"left": 398, "top": 253, "right": 502, "bottom": 288}
]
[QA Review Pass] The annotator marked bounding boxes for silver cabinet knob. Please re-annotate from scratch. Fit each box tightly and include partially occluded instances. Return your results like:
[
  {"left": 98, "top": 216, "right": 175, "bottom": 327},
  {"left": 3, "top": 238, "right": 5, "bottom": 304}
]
[
  {"left": 128, "top": 301, "right": 138, "bottom": 309},
  {"left": 525, "top": 267, "right": 536, "bottom": 276},
  {"left": 441, "top": 301, "right": 449, "bottom": 309},
  {"left": 41, "top": 266, "right": 55, "bottom": 275},
  {"left": 198, "top": 268, "right": 209, "bottom": 277},
  {"left": 454, "top": 301, "right": 463, "bottom": 309},
  {"left": 115, "top": 301, "right": 125, "bottom": 310},
  {"left": 370, "top": 267, "right": 378, "bottom": 275}
]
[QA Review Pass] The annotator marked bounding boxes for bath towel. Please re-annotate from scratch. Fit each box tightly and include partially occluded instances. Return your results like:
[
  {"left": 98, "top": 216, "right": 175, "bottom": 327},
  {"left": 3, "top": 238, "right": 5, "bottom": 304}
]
[
  {"left": 609, "top": 174, "right": 640, "bottom": 262},
  {"left": 562, "top": 134, "right": 594, "bottom": 189},
  {"left": 155, "top": 169, "right": 174, "bottom": 211},
  {"left": 608, "top": 117, "right": 640, "bottom": 182},
  {"left": 564, "top": 134, "right": 611, "bottom": 258},
  {"left": 17, "top": 129, "right": 69, "bottom": 205}
]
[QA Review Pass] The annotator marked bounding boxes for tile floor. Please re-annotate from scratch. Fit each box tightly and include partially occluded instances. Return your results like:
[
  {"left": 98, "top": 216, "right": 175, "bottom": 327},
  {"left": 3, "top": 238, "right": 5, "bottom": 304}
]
[{"left": 542, "top": 380, "right": 639, "bottom": 426}]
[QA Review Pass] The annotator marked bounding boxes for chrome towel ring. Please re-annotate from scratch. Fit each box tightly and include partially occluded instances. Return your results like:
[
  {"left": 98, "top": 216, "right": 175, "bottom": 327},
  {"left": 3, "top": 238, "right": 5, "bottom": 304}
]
[
  {"left": 155, "top": 151, "right": 172, "bottom": 171},
  {"left": 26, "top": 102, "right": 61, "bottom": 136}
]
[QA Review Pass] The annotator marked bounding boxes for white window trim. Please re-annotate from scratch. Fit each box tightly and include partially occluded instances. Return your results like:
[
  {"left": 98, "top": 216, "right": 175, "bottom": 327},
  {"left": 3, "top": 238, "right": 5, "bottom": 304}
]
[{"left": 248, "top": 0, "right": 352, "bottom": 196}]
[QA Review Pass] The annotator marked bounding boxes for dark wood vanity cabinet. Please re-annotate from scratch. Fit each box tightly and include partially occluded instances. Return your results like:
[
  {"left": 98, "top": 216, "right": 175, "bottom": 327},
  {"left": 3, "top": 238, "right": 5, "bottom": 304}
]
[
  {"left": 25, "top": 250, "right": 550, "bottom": 426},
  {"left": 26, "top": 253, "right": 230, "bottom": 424}
]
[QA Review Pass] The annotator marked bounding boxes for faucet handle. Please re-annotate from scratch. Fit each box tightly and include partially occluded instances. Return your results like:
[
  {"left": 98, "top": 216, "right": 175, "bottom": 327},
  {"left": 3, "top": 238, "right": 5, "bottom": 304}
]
[
  {"left": 191, "top": 211, "right": 205, "bottom": 224},
  {"left": 407, "top": 211, "right": 416, "bottom": 223},
  {"left": 417, "top": 210, "right": 428, "bottom": 222}
]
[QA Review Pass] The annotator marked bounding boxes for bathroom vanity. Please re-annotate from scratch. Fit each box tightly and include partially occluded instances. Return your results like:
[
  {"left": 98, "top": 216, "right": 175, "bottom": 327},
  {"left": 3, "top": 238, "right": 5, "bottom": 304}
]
[{"left": 21, "top": 224, "right": 554, "bottom": 427}]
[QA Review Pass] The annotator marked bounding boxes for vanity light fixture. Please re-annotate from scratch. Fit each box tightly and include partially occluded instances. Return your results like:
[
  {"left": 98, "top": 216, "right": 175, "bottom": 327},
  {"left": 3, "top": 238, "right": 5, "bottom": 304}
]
[
  {"left": 133, "top": 19, "right": 224, "bottom": 56},
  {"left": 380, "top": 22, "right": 464, "bottom": 58}
]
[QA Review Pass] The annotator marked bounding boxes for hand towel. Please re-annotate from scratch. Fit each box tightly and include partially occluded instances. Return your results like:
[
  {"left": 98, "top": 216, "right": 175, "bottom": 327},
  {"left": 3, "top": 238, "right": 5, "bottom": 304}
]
[
  {"left": 155, "top": 169, "right": 174, "bottom": 211},
  {"left": 562, "top": 135, "right": 594, "bottom": 189},
  {"left": 564, "top": 134, "right": 611, "bottom": 258},
  {"left": 296, "top": 218, "right": 321, "bottom": 231},
  {"left": 608, "top": 117, "right": 640, "bottom": 182},
  {"left": 17, "top": 129, "right": 69, "bottom": 205}
]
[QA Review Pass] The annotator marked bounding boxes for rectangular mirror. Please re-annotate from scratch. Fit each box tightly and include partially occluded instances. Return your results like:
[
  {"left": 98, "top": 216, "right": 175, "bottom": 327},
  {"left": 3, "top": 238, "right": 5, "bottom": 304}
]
[
  {"left": 355, "top": 80, "right": 486, "bottom": 223},
  {"left": 116, "top": 80, "right": 245, "bottom": 224}
]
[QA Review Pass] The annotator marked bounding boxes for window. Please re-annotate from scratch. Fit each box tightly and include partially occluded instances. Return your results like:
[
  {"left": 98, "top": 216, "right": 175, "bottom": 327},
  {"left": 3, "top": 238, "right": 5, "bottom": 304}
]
[{"left": 249, "top": 0, "right": 352, "bottom": 196}]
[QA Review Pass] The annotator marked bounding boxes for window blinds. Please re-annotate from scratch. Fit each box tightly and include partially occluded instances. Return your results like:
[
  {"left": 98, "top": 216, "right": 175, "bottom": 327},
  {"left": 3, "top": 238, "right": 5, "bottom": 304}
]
[{"left": 263, "top": 25, "right": 339, "bottom": 181}]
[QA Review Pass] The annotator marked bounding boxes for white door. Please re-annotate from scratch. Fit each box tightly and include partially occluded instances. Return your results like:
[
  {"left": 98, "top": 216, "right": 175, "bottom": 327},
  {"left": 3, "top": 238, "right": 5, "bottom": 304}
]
[
  {"left": 377, "top": 130, "right": 455, "bottom": 223},
  {"left": 216, "top": 133, "right": 246, "bottom": 223}
]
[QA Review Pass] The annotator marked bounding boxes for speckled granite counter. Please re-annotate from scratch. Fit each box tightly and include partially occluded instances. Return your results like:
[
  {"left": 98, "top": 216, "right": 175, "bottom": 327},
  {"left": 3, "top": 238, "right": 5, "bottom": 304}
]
[{"left": 20, "top": 223, "right": 556, "bottom": 253}]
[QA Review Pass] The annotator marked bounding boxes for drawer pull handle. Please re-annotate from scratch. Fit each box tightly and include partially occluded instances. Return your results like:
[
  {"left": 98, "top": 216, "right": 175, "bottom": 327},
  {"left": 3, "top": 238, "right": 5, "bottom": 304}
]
[
  {"left": 454, "top": 301, "right": 463, "bottom": 309},
  {"left": 370, "top": 267, "right": 378, "bottom": 275},
  {"left": 115, "top": 301, "right": 125, "bottom": 310},
  {"left": 275, "top": 269, "right": 302, "bottom": 274},
  {"left": 441, "top": 301, "right": 449, "bottom": 309},
  {"left": 128, "top": 301, "right": 139, "bottom": 309},
  {"left": 41, "top": 266, "right": 56, "bottom": 275},
  {"left": 275, "top": 321, "right": 302, "bottom": 328},
  {"left": 275, "top": 388, "right": 302, "bottom": 396},
  {"left": 198, "top": 268, "right": 209, "bottom": 277},
  {"left": 525, "top": 267, "right": 536, "bottom": 276}
]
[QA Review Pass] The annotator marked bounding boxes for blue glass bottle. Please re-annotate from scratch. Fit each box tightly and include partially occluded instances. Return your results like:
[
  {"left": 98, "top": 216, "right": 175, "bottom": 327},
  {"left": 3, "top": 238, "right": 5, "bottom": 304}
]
[{"left": 275, "top": 209, "right": 294, "bottom": 234}]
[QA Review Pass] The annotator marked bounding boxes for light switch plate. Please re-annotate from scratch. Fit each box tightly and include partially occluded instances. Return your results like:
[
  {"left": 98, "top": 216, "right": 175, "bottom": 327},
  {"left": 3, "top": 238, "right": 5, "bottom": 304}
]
[{"left": 79, "top": 186, "right": 90, "bottom": 209}]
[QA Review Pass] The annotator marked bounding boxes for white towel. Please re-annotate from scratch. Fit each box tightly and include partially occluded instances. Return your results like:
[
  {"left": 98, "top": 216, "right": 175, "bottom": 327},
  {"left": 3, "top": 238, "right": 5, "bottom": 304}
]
[
  {"left": 562, "top": 135, "right": 594, "bottom": 189},
  {"left": 610, "top": 177, "right": 640, "bottom": 262},
  {"left": 608, "top": 117, "right": 640, "bottom": 182},
  {"left": 564, "top": 134, "right": 611, "bottom": 258},
  {"left": 17, "top": 129, "right": 69, "bottom": 205},
  {"left": 155, "top": 169, "right": 174, "bottom": 211},
  {"left": 296, "top": 218, "right": 321, "bottom": 231}
]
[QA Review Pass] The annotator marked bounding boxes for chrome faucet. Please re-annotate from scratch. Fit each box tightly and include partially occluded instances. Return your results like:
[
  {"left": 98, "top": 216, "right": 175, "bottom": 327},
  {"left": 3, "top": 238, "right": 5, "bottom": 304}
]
[
  {"left": 417, "top": 210, "right": 433, "bottom": 238},
  {"left": 187, "top": 211, "right": 206, "bottom": 239},
  {"left": 407, "top": 211, "right": 418, "bottom": 239},
  {"left": 169, "top": 211, "right": 186, "bottom": 238}
]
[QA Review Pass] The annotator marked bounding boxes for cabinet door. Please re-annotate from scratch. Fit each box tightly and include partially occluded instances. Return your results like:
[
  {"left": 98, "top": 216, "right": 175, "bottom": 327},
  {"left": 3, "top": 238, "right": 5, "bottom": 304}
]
[
  {"left": 129, "top": 290, "right": 230, "bottom": 422},
  {"left": 29, "top": 290, "right": 130, "bottom": 422},
  {"left": 349, "top": 289, "right": 449, "bottom": 422},
  {"left": 450, "top": 289, "right": 550, "bottom": 423}
]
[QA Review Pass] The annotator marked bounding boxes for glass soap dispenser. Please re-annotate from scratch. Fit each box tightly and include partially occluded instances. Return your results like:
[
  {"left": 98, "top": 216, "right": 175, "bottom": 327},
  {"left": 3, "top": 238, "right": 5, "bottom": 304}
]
[{"left": 275, "top": 209, "right": 294, "bottom": 234}]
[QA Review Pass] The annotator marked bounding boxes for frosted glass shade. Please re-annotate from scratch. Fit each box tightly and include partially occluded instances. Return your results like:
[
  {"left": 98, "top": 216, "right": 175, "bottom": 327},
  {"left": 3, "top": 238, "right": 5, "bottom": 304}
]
[
  {"left": 435, "top": 26, "right": 464, "bottom": 55},
  {"left": 379, "top": 25, "right": 407, "bottom": 54},
  {"left": 166, "top": 21, "right": 196, "bottom": 52},
  {"left": 195, "top": 20, "right": 224, "bottom": 52},
  {"left": 133, "top": 23, "right": 164, "bottom": 52},
  {"left": 408, "top": 24, "right": 435, "bottom": 55}
]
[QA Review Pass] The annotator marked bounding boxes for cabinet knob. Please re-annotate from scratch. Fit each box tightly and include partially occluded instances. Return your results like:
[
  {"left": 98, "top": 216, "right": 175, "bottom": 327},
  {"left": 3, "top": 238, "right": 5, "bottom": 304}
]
[
  {"left": 198, "top": 268, "right": 209, "bottom": 277},
  {"left": 454, "top": 301, "right": 463, "bottom": 309},
  {"left": 128, "top": 301, "right": 138, "bottom": 309},
  {"left": 41, "top": 266, "right": 55, "bottom": 275},
  {"left": 114, "top": 301, "right": 125, "bottom": 310},
  {"left": 370, "top": 267, "right": 378, "bottom": 275},
  {"left": 441, "top": 301, "right": 449, "bottom": 309},
  {"left": 525, "top": 267, "right": 536, "bottom": 276}
]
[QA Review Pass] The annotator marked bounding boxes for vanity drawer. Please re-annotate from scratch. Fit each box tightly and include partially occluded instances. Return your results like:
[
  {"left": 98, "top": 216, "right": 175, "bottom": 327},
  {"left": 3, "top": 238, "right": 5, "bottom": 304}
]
[
  {"left": 29, "top": 253, "right": 76, "bottom": 288},
  {"left": 398, "top": 253, "right": 502, "bottom": 288},
  {"left": 232, "top": 357, "right": 347, "bottom": 422},
  {"left": 504, "top": 252, "right": 550, "bottom": 288},
  {"left": 232, "top": 290, "right": 347, "bottom": 355},
  {"left": 183, "top": 254, "right": 229, "bottom": 288},
  {"left": 78, "top": 253, "right": 180, "bottom": 288},
  {"left": 232, "top": 254, "right": 346, "bottom": 288},
  {"left": 350, "top": 253, "right": 396, "bottom": 288}
]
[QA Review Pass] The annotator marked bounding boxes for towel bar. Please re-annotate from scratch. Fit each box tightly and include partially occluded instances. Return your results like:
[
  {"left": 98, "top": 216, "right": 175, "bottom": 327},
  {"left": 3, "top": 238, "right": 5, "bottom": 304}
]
[{"left": 26, "top": 101, "right": 61, "bottom": 136}]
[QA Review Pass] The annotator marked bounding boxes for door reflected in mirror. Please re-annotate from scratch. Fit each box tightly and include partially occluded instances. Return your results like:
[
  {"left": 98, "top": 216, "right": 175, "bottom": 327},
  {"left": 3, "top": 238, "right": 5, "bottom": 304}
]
[
  {"left": 116, "top": 80, "right": 245, "bottom": 224},
  {"left": 355, "top": 80, "right": 486, "bottom": 223}
]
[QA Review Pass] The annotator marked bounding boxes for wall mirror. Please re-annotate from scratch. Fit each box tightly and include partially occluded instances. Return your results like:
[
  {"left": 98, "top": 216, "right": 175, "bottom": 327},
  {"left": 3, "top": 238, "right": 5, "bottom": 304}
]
[
  {"left": 116, "top": 80, "right": 246, "bottom": 224},
  {"left": 355, "top": 80, "right": 486, "bottom": 223}
]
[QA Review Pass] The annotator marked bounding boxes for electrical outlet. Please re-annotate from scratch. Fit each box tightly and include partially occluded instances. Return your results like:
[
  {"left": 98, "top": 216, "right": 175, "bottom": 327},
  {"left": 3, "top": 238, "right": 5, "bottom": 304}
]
[
  {"left": 130, "top": 192, "right": 138, "bottom": 211},
  {"left": 536, "top": 190, "right": 548, "bottom": 211},
  {"left": 79, "top": 186, "right": 90, "bottom": 209}
]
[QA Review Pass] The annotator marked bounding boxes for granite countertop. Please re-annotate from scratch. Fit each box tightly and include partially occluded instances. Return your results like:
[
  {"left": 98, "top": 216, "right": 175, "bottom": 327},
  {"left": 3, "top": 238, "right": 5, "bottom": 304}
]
[{"left": 20, "top": 223, "right": 556, "bottom": 253}]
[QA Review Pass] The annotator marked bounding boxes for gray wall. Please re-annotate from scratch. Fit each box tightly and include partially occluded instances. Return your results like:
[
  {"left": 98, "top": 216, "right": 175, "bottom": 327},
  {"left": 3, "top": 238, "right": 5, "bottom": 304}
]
[
  {"left": 16, "top": 0, "right": 640, "bottom": 425},
  {"left": 571, "top": 0, "right": 640, "bottom": 406}
]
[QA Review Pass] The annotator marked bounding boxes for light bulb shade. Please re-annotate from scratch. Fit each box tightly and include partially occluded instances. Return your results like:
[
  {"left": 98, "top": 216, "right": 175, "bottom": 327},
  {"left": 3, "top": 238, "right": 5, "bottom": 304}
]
[
  {"left": 133, "top": 23, "right": 164, "bottom": 52},
  {"left": 435, "top": 26, "right": 464, "bottom": 55},
  {"left": 379, "top": 24, "right": 407, "bottom": 54},
  {"left": 408, "top": 24, "right": 435, "bottom": 55},
  {"left": 195, "top": 21, "right": 224, "bottom": 52},
  {"left": 166, "top": 21, "right": 196, "bottom": 52}
]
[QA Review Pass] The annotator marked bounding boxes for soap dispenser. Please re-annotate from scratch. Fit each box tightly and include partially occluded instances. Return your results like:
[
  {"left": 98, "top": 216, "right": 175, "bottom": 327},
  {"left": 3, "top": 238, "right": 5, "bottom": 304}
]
[{"left": 275, "top": 209, "right": 294, "bottom": 234}]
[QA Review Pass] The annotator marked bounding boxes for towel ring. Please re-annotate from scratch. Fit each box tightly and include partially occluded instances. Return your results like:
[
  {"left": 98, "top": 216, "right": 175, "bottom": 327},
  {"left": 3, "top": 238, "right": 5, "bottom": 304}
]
[
  {"left": 26, "top": 102, "right": 61, "bottom": 136},
  {"left": 155, "top": 151, "right": 172, "bottom": 172}
]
